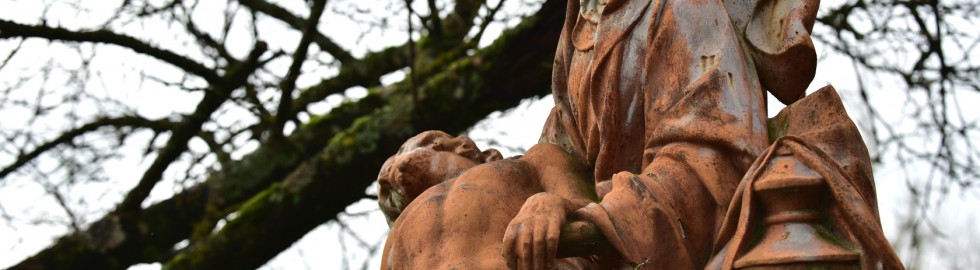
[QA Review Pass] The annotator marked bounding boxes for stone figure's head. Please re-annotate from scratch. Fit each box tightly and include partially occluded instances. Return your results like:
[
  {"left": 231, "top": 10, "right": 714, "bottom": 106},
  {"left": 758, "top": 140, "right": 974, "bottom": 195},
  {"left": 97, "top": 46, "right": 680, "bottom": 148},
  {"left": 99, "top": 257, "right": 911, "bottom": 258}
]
[{"left": 377, "top": 131, "right": 503, "bottom": 227}]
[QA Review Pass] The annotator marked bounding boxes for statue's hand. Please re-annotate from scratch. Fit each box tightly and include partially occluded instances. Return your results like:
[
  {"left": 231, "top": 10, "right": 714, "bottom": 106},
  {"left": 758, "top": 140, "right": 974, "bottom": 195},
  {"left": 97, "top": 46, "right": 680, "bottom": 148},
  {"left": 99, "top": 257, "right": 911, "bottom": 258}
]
[{"left": 502, "top": 192, "right": 569, "bottom": 270}]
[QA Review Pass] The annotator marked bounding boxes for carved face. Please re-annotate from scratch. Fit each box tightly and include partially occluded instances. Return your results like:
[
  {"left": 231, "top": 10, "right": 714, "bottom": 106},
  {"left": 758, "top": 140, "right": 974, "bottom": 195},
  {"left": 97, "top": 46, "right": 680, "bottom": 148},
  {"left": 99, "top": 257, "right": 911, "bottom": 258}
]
[{"left": 377, "top": 131, "right": 503, "bottom": 227}]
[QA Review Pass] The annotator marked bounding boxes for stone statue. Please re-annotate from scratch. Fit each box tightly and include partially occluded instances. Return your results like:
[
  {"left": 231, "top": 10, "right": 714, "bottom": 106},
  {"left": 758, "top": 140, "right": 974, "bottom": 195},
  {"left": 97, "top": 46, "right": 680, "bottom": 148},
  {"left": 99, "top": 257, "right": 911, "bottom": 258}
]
[
  {"left": 378, "top": 131, "right": 599, "bottom": 269},
  {"left": 377, "top": 0, "right": 904, "bottom": 269}
]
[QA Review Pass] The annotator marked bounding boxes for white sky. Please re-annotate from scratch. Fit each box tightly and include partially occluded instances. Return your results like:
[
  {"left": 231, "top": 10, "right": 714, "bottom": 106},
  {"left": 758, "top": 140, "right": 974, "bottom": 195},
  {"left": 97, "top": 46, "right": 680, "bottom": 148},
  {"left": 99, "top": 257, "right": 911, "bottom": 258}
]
[{"left": 1, "top": 0, "right": 979, "bottom": 269}]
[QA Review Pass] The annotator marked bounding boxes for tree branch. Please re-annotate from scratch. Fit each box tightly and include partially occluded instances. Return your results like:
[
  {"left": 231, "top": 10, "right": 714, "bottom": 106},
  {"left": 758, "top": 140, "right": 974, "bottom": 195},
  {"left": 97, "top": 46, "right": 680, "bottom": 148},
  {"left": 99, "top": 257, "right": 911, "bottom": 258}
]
[
  {"left": 472, "top": 0, "right": 507, "bottom": 45},
  {"left": 276, "top": 0, "right": 328, "bottom": 138},
  {"left": 427, "top": 0, "right": 443, "bottom": 38},
  {"left": 12, "top": 0, "right": 564, "bottom": 268},
  {"left": 0, "top": 116, "right": 176, "bottom": 181},
  {"left": 12, "top": 92, "right": 386, "bottom": 270},
  {"left": 118, "top": 42, "right": 268, "bottom": 211},
  {"left": 0, "top": 19, "right": 223, "bottom": 85},
  {"left": 290, "top": 44, "right": 410, "bottom": 115},
  {"left": 237, "top": 0, "right": 355, "bottom": 64},
  {"left": 164, "top": 0, "right": 565, "bottom": 267}
]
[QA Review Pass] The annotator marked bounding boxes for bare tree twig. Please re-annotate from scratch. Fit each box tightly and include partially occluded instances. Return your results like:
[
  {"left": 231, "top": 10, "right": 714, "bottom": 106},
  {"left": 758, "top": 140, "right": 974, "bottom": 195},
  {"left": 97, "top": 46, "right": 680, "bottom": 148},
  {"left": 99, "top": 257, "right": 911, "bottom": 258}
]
[
  {"left": 237, "top": 0, "right": 355, "bottom": 64},
  {"left": 0, "top": 116, "right": 177, "bottom": 181},
  {"left": 0, "top": 19, "right": 222, "bottom": 85},
  {"left": 276, "top": 0, "right": 329, "bottom": 138},
  {"left": 118, "top": 41, "right": 268, "bottom": 211}
]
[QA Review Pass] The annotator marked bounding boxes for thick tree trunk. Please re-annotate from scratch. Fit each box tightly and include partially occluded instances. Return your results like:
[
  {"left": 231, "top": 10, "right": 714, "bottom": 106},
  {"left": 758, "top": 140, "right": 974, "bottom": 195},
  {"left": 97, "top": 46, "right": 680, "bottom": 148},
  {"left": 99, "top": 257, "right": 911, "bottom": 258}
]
[
  {"left": 11, "top": 0, "right": 566, "bottom": 269},
  {"left": 165, "top": 1, "right": 567, "bottom": 268}
]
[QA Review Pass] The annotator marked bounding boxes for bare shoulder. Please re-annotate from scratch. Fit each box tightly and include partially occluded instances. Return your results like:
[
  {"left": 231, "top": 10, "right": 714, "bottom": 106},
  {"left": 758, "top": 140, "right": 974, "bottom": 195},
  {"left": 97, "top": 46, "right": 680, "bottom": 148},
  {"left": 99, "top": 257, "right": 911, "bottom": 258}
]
[{"left": 523, "top": 143, "right": 578, "bottom": 165}]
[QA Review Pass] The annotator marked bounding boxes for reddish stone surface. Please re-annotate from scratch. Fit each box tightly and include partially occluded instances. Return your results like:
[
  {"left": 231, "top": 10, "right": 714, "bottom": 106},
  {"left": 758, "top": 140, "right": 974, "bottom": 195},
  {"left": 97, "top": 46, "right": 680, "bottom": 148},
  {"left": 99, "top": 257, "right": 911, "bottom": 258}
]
[
  {"left": 706, "top": 87, "right": 904, "bottom": 270},
  {"left": 378, "top": 131, "right": 597, "bottom": 269},
  {"left": 377, "top": 0, "right": 903, "bottom": 269}
]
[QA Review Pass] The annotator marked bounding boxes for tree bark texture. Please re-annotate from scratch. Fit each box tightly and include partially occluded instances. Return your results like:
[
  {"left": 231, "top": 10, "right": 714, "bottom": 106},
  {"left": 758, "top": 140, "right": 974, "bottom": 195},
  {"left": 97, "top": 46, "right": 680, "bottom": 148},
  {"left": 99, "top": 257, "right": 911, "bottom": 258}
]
[{"left": 9, "top": 0, "right": 566, "bottom": 269}]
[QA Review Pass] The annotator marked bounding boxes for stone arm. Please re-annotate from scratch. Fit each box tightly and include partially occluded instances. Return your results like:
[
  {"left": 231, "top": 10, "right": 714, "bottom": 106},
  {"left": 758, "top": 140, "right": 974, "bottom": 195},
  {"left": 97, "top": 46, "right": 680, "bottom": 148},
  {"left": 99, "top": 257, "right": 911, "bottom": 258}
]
[
  {"left": 515, "top": 143, "right": 616, "bottom": 259},
  {"left": 499, "top": 142, "right": 603, "bottom": 269},
  {"left": 521, "top": 143, "right": 599, "bottom": 209}
]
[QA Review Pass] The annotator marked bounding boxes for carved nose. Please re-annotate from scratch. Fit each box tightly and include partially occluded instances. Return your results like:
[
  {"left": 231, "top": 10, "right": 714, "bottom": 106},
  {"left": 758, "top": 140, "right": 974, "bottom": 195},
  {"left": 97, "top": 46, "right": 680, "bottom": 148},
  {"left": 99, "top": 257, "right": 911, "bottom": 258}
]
[{"left": 455, "top": 145, "right": 478, "bottom": 160}]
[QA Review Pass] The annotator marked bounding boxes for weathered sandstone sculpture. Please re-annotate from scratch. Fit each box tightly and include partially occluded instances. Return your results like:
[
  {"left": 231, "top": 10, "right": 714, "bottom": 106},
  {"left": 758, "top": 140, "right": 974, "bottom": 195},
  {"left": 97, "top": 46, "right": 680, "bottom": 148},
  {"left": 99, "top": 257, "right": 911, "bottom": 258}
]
[
  {"left": 377, "top": 0, "right": 903, "bottom": 269},
  {"left": 378, "top": 131, "right": 598, "bottom": 269}
]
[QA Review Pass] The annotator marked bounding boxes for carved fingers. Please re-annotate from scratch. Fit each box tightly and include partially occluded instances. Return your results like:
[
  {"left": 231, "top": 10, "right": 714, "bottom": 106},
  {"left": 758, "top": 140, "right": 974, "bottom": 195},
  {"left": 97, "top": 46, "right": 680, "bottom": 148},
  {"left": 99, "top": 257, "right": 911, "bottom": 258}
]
[{"left": 502, "top": 193, "right": 568, "bottom": 270}]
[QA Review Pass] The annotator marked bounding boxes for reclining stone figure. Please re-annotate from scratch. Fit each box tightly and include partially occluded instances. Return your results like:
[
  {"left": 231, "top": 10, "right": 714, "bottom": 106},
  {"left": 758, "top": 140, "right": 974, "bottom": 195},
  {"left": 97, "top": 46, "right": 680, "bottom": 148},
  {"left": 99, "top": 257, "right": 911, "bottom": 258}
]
[{"left": 377, "top": 131, "right": 599, "bottom": 269}]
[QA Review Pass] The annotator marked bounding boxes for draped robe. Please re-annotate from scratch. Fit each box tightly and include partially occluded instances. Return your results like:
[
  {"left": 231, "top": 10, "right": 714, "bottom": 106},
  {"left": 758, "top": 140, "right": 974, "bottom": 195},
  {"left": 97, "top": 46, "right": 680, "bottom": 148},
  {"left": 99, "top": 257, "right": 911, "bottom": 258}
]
[{"left": 541, "top": 0, "right": 769, "bottom": 268}]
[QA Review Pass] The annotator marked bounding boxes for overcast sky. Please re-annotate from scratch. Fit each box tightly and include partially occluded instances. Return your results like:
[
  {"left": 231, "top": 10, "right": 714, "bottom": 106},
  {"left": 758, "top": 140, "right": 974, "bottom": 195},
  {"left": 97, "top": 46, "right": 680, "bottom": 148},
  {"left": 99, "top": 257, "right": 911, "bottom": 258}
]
[{"left": 2, "top": 0, "right": 978, "bottom": 269}]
